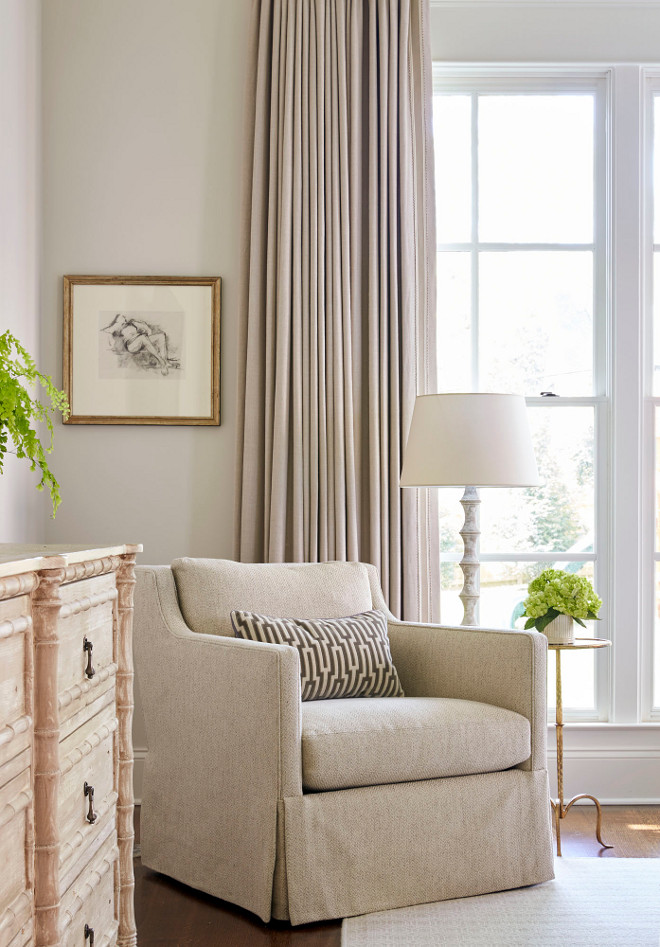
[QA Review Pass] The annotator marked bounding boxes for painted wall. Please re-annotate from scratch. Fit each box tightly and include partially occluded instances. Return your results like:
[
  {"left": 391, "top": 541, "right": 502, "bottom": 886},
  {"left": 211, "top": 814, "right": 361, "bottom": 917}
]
[
  {"left": 41, "top": 0, "right": 251, "bottom": 564},
  {"left": 0, "top": 0, "right": 45, "bottom": 540},
  {"left": 430, "top": 2, "right": 660, "bottom": 62}
]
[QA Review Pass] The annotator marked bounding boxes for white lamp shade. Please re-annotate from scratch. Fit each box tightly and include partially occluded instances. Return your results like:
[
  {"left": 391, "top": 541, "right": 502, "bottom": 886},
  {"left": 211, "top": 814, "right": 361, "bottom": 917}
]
[{"left": 400, "top": 393, "right": 540, "bottom": 488}]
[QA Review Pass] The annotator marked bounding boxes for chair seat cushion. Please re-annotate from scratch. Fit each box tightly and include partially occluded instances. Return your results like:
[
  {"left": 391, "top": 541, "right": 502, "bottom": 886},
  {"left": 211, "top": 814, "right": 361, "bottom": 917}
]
[{"left": 301, "top": 696, "right": 531, "bottom": 791}]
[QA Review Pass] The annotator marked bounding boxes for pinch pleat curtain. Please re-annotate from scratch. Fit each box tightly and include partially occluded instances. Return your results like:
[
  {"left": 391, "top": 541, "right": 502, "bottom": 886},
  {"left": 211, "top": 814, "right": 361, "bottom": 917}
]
[{"left": 235, "top": 0, "right": 438, "bottom": 621}]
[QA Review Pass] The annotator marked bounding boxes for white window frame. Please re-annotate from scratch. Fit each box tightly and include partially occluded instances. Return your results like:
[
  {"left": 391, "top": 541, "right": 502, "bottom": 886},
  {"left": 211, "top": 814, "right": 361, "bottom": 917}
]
[
  {"left": 642, "top": 69, "right": 660, "bottom": 722},
  {"left": 432, "top": 64, "right": 616, "bottom": 721}
]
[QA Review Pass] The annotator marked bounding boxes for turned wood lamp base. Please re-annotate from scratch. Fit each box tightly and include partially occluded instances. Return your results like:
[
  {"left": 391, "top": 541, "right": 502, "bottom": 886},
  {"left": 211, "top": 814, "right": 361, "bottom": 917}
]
[{"left": 459, "top": 485, "right": 480, "bottom": 626}]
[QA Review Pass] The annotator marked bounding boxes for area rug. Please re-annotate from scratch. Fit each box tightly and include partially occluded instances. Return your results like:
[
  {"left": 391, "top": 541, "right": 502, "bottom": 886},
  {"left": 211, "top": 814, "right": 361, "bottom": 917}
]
[{"left": 342, "top": 859, "right": 660, "bottom": 946}]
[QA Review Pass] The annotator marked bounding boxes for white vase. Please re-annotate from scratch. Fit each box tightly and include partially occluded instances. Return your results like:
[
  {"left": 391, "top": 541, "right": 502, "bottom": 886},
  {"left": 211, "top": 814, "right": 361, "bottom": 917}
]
[{"left": 544, "top": 613, "right": 575, "bottom": 644}]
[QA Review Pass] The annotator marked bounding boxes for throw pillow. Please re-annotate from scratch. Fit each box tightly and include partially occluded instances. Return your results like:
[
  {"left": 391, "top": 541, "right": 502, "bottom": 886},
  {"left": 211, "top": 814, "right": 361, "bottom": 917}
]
[{"left": 231, "top": 608, "right": 404, "bottom": 701}]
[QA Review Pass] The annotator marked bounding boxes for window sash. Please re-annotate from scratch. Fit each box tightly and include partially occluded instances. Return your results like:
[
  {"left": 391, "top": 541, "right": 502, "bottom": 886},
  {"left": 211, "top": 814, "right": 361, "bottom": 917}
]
[
  {"left": 433, "top": 67, "right": 611, "bottom": 720},
  {"left": 642, "top": 76, "right": 660, "bottom": 719}
]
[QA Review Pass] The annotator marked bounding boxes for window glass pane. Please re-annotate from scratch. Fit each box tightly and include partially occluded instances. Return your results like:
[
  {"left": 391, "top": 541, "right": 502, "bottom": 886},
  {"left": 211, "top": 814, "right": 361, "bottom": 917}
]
[
  {"left": 479, "top": 561, "right": 542, "bottom": 630},
  {"left": 654, "top": 254, "right": 660, "bottom": 395},
  {"left": 438, "top": 409, "right": 595, "bottom": 557},
  {"left": 439, "top": 559, "right": 596, "bottom": 710},
  {"left": 437, "top": 487, "right": 464, "bottom": 557},
  {"left": 479, "top": 95, "right": 594, "bottom": 244},
  {"left": 480, "top": 407, "right": 594, "bottom": 554},
  {"left": 656, "top": 407, "right": 660, "bottom": 709},
  {"left": 654, "top": 97, "right": 660, "bottom": 245},
  {"left": 655, "top": 564, "right": 660, "bottom": 709},
  {"left": 479, "top": 251, "right": 593, "bottom": 396},
  {"left": 434, "top": 95, "right": 472, "bottom": 243},
  {"left": 656, "top": 407, "right": 660, "bottom": 550},
  {"left": 547, "top": 641, "right": 596, "bottom": 713},
  {"left": 439, "top": 561, "right": 463, "bottom": 626},
  {"left": 437, "top": 252, "right": 471, "bottom": 391}
]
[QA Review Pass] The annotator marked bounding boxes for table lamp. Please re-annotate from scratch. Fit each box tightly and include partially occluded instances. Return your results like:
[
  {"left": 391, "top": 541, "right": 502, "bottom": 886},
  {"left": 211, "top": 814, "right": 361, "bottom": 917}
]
[{"left": 400, "top": 393, "right": 540, "bottom": 625}]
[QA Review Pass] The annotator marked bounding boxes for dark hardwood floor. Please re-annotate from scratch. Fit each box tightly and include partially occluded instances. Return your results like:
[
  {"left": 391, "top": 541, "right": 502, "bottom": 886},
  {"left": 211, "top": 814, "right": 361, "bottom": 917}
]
[{"left": 133, "top": 805, "right": 660, "bottom": 946}]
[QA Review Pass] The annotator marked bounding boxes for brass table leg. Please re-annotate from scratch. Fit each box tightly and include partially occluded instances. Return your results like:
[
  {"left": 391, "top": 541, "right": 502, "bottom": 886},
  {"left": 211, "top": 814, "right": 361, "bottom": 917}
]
[
  {"left": 554, "top": 649, "right": 565, "bottom": 857},
  {"left": 552, "top": 649, "right": 613, "bottom": 856},
  {"left": 563, "top": 794, "right": 613, "bottom": 850}
]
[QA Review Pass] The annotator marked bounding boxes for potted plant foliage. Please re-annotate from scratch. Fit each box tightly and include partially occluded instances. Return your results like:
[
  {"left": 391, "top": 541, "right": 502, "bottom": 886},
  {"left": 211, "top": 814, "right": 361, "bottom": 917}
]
[
  {"left": 521, "top": 568, "right": 602, "bottom": 644},
  {"left": 0, "top": 331, "right": 69, "bottom": 516}
]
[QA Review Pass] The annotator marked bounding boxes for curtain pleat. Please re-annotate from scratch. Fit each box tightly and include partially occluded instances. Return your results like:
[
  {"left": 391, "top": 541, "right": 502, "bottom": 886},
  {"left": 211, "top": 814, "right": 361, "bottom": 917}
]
[{"left": 235, "top": 0, "right": 438, "bottom": 621}]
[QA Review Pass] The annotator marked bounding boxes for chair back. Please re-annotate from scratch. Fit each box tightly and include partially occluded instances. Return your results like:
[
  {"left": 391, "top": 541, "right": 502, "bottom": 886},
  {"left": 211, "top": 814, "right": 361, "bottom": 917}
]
[{"left": 170, "top": 558, "right": 390, "bottom": 637}]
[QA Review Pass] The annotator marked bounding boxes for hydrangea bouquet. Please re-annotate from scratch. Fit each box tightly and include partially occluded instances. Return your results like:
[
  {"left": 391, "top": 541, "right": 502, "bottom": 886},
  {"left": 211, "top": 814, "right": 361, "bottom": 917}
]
[{"left": 522, "top": 568, "right": 602, "bottom": 633}]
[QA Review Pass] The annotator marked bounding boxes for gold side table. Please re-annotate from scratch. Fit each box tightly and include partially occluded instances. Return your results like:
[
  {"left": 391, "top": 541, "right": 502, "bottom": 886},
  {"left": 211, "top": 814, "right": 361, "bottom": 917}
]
[{"left": 549, "top": 637, "right": 613, "bottom": 857}]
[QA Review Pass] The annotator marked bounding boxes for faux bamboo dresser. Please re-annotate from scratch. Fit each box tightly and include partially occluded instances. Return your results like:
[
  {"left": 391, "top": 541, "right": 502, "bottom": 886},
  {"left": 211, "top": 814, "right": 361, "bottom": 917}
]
[{"left": 0, "top": 544, "right": 141, "bottom": 947}]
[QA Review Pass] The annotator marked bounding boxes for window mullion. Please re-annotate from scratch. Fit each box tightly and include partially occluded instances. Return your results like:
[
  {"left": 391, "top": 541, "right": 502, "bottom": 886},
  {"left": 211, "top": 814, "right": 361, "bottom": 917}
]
[
  {"left": 593, "top": 74, "right": 611, "bottom": 721},
  {"left": 610, "top": 65, "right": 645, "bottom": 724},
  {"left": 642, "top": 78, "right": 660, "bottom": 719},
  {"left": 471, "top": 92, "right": 479, "bottom": 391}
]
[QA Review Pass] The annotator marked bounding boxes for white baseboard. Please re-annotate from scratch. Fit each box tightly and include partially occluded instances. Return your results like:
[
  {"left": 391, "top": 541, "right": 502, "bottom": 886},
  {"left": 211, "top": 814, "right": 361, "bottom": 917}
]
[
  {"left": 546, "top": 723, "right": 660, "bottom": 804},
  {"left": 132, "top": 727, "right": 660, "bottom": 807}
]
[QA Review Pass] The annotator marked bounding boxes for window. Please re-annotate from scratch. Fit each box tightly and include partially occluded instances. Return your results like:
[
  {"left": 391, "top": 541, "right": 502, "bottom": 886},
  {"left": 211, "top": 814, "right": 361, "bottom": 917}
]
[
  {"left": 433, "top": 70, "right": 609, "bottom": 718},
  {"left": 433, "top": 66, "right": 660, "bottom": 724}
]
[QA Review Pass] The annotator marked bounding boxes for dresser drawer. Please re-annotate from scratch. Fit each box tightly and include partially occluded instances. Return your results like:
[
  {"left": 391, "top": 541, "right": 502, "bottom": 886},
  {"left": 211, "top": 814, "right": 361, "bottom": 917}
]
[
  {"left": 0, "top": 595, "right": 32, "bottom": 773},
  {"left": 60, "top": 832, "right": 118, "bottom": 947},
  {"left": 59, "top": 693, "right": 117, "bottom": 887},
  {"left": 0, "top": 765, "right": 32, "bottom": 947},
  {"left": 58, "top": 575, "right": 117, "bottom": 722},
  {"left": 5, "top": 918, "right": 33, "bottom": 947}
]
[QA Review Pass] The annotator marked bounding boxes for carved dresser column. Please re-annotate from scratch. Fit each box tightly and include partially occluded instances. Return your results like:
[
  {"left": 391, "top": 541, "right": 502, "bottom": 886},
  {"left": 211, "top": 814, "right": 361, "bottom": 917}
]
[
  {"left": 32, "top": 567, "right": 67, "bottom": 946},
  {"left": 0, "top": 568, "right": 39, "bottom": 947},
  {"left": 116, "top": 553, "right": 137, "bottom": 947}
]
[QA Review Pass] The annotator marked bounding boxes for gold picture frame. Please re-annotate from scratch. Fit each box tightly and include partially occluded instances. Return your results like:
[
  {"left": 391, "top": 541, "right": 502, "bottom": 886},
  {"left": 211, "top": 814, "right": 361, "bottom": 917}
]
[{"left": 63, "top": 275, "right": 221, "bottom": 425}]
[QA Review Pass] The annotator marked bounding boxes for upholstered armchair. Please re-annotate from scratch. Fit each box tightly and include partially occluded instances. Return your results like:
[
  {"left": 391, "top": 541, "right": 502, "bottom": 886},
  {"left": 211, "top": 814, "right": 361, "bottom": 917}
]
[{"left": 133, "top": 559, "right": 554, "bottom": 926}]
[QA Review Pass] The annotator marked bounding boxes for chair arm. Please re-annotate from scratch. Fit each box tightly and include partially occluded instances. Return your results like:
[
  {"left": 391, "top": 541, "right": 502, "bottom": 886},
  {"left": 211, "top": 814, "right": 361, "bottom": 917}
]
[
  {"left": 388, "top": 621, "right": 547, "bottom": 772},
  {"left": 134, "top": 566, "right": 302, "bottom": 922}
]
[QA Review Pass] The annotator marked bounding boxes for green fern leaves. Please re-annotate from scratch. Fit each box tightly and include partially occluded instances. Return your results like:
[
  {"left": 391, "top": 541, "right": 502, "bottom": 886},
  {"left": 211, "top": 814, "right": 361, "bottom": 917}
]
[{"left": 0, "top": 331, "right": 69, "bottom": 516}]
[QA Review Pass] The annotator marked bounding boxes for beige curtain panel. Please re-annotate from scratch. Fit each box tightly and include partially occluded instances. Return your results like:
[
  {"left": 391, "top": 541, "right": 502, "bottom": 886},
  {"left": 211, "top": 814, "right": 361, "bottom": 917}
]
[{"left": 235, "top": 0, "right": 438, "bottom": 621}]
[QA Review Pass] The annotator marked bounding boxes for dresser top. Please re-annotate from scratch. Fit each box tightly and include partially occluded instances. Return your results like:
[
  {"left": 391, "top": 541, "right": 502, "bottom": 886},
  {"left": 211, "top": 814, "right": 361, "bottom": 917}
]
[{"left": 0, "top": 544, "right": 142, "bottom": 578}]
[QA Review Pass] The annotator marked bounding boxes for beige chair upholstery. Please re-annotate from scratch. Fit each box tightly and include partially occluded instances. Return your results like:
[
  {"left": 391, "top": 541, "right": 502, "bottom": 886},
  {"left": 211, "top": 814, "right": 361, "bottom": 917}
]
[{"left": 134, "top": 559, "right": 554, "bottom": 926}]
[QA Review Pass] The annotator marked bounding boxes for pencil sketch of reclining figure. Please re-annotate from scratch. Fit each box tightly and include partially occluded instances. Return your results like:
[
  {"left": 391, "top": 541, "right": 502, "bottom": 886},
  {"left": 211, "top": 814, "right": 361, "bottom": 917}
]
[{"left": 102, "top": 313, "right": 180, "bottom": 376}]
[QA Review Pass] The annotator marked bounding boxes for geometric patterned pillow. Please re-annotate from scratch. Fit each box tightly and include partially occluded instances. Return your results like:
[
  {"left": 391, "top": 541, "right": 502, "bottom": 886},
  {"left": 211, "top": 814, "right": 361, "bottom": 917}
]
[{"left": 230, "top": 608, "right": 404, "bottom": 701}]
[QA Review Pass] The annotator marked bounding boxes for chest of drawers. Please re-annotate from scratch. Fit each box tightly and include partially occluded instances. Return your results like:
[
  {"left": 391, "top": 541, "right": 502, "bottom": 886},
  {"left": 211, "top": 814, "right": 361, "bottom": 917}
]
[{"left": 0, "top": 545, "right": 140, "bottom": 947}]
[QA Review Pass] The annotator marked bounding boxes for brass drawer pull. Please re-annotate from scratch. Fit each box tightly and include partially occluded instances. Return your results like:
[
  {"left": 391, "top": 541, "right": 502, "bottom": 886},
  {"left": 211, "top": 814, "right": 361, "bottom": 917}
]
[
  {"left": 84, "top": 924, "right": 95, "bottom": 946},
  {"left": 84, "top": 782, "right": 97, "bottom": 824},
  {"left": 83, "top": 637, "right": 96, "bottom": 678}
]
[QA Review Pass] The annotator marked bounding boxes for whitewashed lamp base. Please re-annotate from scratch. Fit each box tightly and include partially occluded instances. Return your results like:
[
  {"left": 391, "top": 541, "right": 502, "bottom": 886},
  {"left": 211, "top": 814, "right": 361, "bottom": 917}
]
[
  {"left": 459, "top": 485, "right": 480, "bottom": 626},
  {"left": 544, "top": 614, "right": 575, "bottom": 644}
]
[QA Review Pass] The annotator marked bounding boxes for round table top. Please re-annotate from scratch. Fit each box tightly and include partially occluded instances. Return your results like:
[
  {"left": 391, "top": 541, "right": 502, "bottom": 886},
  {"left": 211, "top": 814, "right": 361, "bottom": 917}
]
[{"left": 548, "top": 637, "right": 611, "bottom": 651}]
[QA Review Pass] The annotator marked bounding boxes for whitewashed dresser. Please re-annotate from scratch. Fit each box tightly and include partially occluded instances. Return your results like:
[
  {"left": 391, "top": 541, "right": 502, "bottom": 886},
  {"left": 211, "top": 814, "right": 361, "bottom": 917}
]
[{"left": 0, "top": 544, "right": 141, "bottom": 947}]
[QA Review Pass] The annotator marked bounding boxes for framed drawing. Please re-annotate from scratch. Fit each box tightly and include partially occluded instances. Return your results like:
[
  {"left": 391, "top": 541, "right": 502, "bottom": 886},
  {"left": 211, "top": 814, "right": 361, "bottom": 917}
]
[{"left": 63, "top": 275, "right": 221, "bottom": 425}]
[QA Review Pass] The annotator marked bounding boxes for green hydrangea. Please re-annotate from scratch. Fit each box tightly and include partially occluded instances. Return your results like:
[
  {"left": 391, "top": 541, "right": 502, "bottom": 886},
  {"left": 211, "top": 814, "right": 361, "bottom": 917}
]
[{"left": 522, "top": 568, "right": 601, "bottom": 633}]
